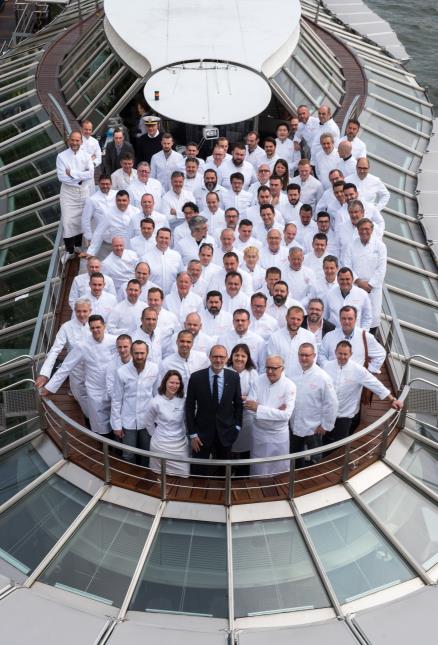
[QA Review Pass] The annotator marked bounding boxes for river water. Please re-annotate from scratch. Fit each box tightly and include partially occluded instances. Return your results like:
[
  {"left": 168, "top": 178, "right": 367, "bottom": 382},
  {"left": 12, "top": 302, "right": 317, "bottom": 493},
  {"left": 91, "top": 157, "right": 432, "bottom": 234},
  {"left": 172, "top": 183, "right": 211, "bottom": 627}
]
[{"left": 365, "top": 0, "right": 438, "bottom": 111}]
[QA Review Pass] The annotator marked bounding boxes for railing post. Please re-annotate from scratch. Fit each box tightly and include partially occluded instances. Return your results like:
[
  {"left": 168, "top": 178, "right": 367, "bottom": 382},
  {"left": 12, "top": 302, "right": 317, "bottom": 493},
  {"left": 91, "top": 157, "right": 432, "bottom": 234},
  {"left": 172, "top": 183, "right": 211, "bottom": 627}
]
[
  {"left": 380, "top": 420, "right": 390, "bottom": 458},
  {"left": 288, "top": 458, "right": 296, "bottom": 500},
  {"left": 225, "top": 464, "right": 232, "bottom": 507},
  {"left": 60, "top": 420, "right": 69, "bottom": 459},
  {"left": 160, "top": 459, "right": 167, "bottom": 501},
  {"left": 341, "top": 444, "right": 351, "bottom": 482},
  {"left": 102, "top": 443, "right": 111, "bottom": 484}
]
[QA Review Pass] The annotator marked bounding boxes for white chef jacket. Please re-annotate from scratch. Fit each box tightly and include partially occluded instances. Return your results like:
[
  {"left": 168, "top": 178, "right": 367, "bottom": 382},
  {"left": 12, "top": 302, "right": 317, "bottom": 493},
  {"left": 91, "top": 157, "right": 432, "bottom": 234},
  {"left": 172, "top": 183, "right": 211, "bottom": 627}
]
[
  {"left": 281, "top": 200, "right": 302, "bottom": 225},
  {"left": 345, "top": 172, "right": 390, "bottom": 211},
  {"left": 245, "top": 144, "right": 265, "bottom": 169},
  {"left": 240, "top": 263, "right": 265, "bottom": 292},
  {"left": 294, "top": 175, "right": 324, "bottom": 211},
  {"left": 102, "top": 250, "right": 139, "bottom": 298},
  {"left": 208, "top": 268, "right": 253, "bottom": 297},
  {"left": 339, "top": 135, "right": 367, "bottom": 159},
  {"left": 249, "top": 312, "right": 279, "bottom": 340},
  {"left": 267, "top": 298, "right": 303, "bottom": 328},
  {"left": 222, "top": 290, "right": 251, "bottom": 315},
  {"left": 176, "top": 234, "right": 216, "bottom": 266},
  {"left": 111, "top": 167, "right": 138, "bottom": 191},
  {"left": 234, "top": 236, "right": 262, "bottom": 253},
  {"left": 143, "top": 245, "right": 184, "bottom": 295},
  {"left": 326, "top": 285, "right": 373, "bottom": 331},
  {"left": 303, "top": 227, "right": 338, "bottom": 257},
  {"left": 129, "top": 209, "right": 169, "bottom": 239},
  {"left": 251, "top": 373, "right": 296, "bottom": 476},
  {"left": 81, "top": 135, "right": 101, "bottom": 167},
  {"left": 267, "top": 326, "right": 317, "bottom": 381},
  {"left": 169, "top": 329, "right": 214, "bottom": 356},
  {"left": 111, "top": 360, "right": 159, "bottom": 430},
  {"left": 310, "top": 119, "right": 340, "bottom": 159},
  {"left": 200, "top": 206, "right": 226, "bottom": 232},
  {"left": 127, "top": 177, "right": 163, "bottom": 209},
  {"left": 314, "top": 149, "right": 341, "bottom": 190},
  {"left": 87, "top": 204, "right": 138, "bottom": 255},
  {"left": 130, "top": 234, "right": 156, "bottom": 259},
  {"left": 335, "top": 201, "right": 384, "bottom": 239},
  {"left": 39, "top": 317, "right": 90, "bottom": 379},
  {"left": 150, "top": 149, "right": 184, "bottom": 191},
  {"left": 303, "top": 251, "right": 326, "bottom": 280},
  {"left": 68, "top": 272, "right": 116, "bottom": 309},
  {"left": 222, "top": 188, "right": 253, "bottom": 213},
  {"left": 275, "top": 137, "right": 295, "bottom": 165},
  {"left": 46, "top": 333, "right": 117, "bottom": 397},
  {"left": 324, "top": 359, "right": 390, "bottom": 418},
  {"left": 220, "top": 159, "right": 256, "bottom": 189},
  {"left": 156, "top": 308, "right": 179, "bottom": 352},
  {"left": 291, "top": 364, "right": 338, "bottom": 436},
  {"left": 84, "top": 290, "right": 117, "bottom": 322},
  {"left": 163, "top": 289, "right": 204, "bottom": 322},
  {"left": 283, "top": 264, "right": 316, "bottom": 303},
  {"left": 159, "top": 350, "right": 209, "bottom": 388},
  {"left": 319, "top": 327, "right": 386, "bottom": 373},
  {"left": 105, "top": 355, "right": 129, "bottom": 399},
  {"left": 259, "top": 245, "right": 289, "bottom": 270},
  {"left": 307, "top": 277, "right": 338, "bottom": 311},
  {"left": 295, "top": 220, "right": 318, "bottom": 245},
  {"left": 218, "top": 329, "right": 265, "bottom": 369},
  {"left": 293, "top": 116, "right": 320, "bottom": 149},
  {"left": 132, "top": 326, "right": 163, "bottom": 364},
  {"left": 106, "top": 299, "right": 145, "bottom": 336},
  {"left": 56, "top": 147, "right": 94, "bottom": 187},
  {"left": 161, "top": 188, "right": 196, "bottom": 220},
  {"left": 82, "top": 189, "right": 117, "bottom": 241},
  {"left": 200, "top": 309, "right": 233, "bottom": 340}
]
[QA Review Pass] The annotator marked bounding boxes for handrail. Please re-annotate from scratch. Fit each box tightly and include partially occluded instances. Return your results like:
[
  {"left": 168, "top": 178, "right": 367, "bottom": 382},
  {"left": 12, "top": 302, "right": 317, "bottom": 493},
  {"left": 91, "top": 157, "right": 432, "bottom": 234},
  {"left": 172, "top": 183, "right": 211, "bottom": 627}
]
[
  {"left": 340, "top": 94, "right": 361, "bottom": 135},
  {"left": 43, "top": 391, "right": 406, "bottom": 469},
  {"left": 406, "top": 355, "right": 438, "bottom": 384},
  {"left": 47, "top": 92, "right": 73, "bottom": 139}
]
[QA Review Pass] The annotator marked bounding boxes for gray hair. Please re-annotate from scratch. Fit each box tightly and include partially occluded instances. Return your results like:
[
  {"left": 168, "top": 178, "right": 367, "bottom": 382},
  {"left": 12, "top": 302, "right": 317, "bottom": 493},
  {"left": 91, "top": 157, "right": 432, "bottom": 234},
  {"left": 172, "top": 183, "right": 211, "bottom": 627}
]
[
  {"left": 74, "top": 297, "right": 92, "bottom": 309},
  {"left": 189, "top": 215, "right": 208, "bottom": 231}
]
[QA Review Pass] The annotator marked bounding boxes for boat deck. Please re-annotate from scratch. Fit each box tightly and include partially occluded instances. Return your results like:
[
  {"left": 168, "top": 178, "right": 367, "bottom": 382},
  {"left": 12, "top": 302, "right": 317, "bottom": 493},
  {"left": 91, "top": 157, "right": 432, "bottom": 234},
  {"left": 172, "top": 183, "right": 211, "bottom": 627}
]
[{"left": 42, "top": 258, "right": 396, "bottom": 504}]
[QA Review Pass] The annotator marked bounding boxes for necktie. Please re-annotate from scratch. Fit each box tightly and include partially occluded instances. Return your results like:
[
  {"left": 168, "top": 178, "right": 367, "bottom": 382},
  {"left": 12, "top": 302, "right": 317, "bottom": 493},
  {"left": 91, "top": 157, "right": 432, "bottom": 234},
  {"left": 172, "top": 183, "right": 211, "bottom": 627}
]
[{"left": 212, "top": 374, "right": 219, "bottom": 408}]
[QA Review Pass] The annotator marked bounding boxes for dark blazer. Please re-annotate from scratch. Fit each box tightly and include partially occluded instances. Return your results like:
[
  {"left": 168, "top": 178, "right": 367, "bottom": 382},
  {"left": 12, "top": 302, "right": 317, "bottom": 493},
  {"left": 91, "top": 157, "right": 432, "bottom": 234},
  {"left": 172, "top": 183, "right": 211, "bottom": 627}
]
[
  {"left": 103, "top": 140, "right": 135, "bottom": 175},
  {"left": 185, "top": 368, "right": 243, "bottom": 448},
  {"left": 302, "top": 315, "right": 335, "bottom": 337}
]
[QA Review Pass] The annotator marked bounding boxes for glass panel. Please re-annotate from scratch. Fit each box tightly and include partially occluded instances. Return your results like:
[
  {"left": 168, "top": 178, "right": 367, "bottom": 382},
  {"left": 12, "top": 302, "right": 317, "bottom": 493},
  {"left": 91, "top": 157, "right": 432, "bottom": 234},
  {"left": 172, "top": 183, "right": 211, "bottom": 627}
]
[
  {"left": 385, "top": 238, "right": 435, "bottom": 271},
  {"left": 0, "top": 258, "right": 50, "bottom": 296},
  {"left": 130, "top": 518, "right": 228, "bottom": 618},
  {"left": 0, "top": 475, "right": 90, "bottom": 575},
  {"left": 368, "top": 81, "right": 426, "bottom": 114},
  {"left": 366, "top": 70, "right": 424, "bottom": 98},
  {"left": 1, "top": 232, "right": 55, "bottom": 265},
  {"left": 303, "top": 500, "right": 414, "bottom": 603},
  {"left": 0, "top": 94, "right": 38, "bottom": 122},
  {"left": 39, "top": 502, "right": 152, "bottom": 606},
  {"left": 387, "top": 191, "right": 418, "bottom": 217},
  {"left": 232, "top": 518, "right": 329, "bottom": 616},
  {"left": 362, "top": 473, "right": 438, "bottom": 569},
  {"left": 88, "top": 70, "right": 137, "bottom": 126},
  {"left": 0, "top": 288, "right": 44, "bottom": 327},
  {"left": 360, "top": 111, "right": 427, "bottom": 152},
  {"left": 64, "top": 46, "right": 113, "bottom": 102},
  {"left": 70, "top": 57, "right": 124, "bottom": 114},
  {"left": 2, "top": 151, "right": 61, "bottom": 187},
  {"left": 0, "top": 79, "right": 35, "bottom": 104},
  {"left": 383, "top": 213, "right": 414, "bottom": 239},
  {"left": 386, "top": 264, "right": 437, "bottom": 300},
  {"left": 5, "top": 177, "right": 59, "bottom": 211},
  {"left": 0, "top": 443, "right": 48, "bottom": 505},
  {"left": 0, "top": 327, "right": 34, "bottom": 363},
  {"left": 0, "top": 111, "right": 41, "bottom": 144},
  {"left": 402, "top": 327, "right": 438, "bottom": 361},
  {"left": 363, "top": 130, "right": 415, "bottom": 170},
  {"left": 366, "top": 96, "right": 429, "bottom": 132},
  {"left": 0, "top": 204, "right": 60, "bottom": 234},
  {"left": 0, "top": 127, "right": 59, "bottom": 166},
  {"left": 400, "top": 441, "right": 438, "bottom": 493},
  {"left": 0, "top": 68, "right": 37, "bottom": 91},
  {"left": 389, "top": 292, "right": 438, "bottom": 330}
]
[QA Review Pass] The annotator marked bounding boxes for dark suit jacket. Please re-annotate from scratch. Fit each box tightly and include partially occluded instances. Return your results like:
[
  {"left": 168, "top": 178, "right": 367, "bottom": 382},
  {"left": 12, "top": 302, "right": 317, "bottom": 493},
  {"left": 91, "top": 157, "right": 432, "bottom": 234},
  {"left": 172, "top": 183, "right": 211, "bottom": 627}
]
[
  {"left": 103, "top": 140, "right": 135, "bottom": 175},
  {"left": 185, "top": 368, "right": 243, "bottom": 448},
  {"left": 302, "top": 316, "right": 335, "bottom": 337}
]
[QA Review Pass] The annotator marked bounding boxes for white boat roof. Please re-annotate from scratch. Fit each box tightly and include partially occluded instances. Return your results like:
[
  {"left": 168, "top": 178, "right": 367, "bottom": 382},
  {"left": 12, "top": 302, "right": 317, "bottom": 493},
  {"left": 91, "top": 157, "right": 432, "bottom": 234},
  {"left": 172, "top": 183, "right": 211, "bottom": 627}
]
[{"left": 104, "top": 0, "right": 301, "bottom": 125}]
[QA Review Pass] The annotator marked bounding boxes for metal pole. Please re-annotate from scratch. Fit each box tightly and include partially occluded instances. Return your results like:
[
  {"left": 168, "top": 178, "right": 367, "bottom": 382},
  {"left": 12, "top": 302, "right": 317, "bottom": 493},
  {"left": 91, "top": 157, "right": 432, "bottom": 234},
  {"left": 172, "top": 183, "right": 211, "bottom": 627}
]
[
  {"left": 289, "top": 500, "right": 343, "bottom": 617},
  {"left": 61, "top": 420, "right": 69, "bottom": 459},
  {"left": 342, "top": 443, "right": 351, "bottom": 482},
  {"left": 288, "top": 458, "right": 296, "bottom": 500},
  {"left": 344, "top": 481, "right": 432, "bottom": 585},
  {"left": 160, "top": 459, "right": 167, "bottom": 501},
  {"left": 102, "top": 443, "right": 111, "bottom": 484},
  {"left": 226, "top": 506, "right": 235, "bottom": 640},
  {"left": 379, "top": 420, "right": 390, "bottom": 458},
  {"left": 225, "top": 464, "right": 232, "bottom": 507}
]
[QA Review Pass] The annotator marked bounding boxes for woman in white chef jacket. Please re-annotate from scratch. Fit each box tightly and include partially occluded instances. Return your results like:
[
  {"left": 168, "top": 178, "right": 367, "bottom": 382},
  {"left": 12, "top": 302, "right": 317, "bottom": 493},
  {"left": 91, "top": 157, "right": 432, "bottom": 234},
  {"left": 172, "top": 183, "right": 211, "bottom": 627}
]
[
  {"left": 227, "top": 343, "right": 258, "bottom": 460},
  {"left": 144, "top": 370, "right": 189, "bottom": 477}
]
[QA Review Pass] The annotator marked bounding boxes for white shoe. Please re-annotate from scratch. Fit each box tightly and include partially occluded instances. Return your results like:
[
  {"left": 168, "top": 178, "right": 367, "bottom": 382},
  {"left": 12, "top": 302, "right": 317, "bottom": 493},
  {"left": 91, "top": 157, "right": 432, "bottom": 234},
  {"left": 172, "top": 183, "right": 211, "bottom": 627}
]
[{"left": 61, "top": 251, "right": 75, "bottom": 264}]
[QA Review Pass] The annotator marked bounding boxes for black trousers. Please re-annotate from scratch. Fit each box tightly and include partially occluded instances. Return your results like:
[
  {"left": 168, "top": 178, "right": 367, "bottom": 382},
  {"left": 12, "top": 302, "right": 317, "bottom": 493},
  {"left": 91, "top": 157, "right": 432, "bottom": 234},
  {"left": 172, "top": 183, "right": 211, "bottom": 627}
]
[
  {"left": 290, "top": 433, "right": 323, "bottom": 468},
  {"left": 64, "top": 233, "right": 83, "bottom": 253},
  {"left": 323, "top": 417, "right": 353, "bottom": 445},
  {"left": 191, "top": 434, "right": 232, "bottom": 477}
]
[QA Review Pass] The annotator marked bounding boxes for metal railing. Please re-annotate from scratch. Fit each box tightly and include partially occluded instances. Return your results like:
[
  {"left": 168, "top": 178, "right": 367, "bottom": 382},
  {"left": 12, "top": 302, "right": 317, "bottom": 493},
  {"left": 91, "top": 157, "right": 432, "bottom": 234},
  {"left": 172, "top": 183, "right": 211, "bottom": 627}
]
[{"left": 39, "top": 384, "right": 408, "bottom": 506}]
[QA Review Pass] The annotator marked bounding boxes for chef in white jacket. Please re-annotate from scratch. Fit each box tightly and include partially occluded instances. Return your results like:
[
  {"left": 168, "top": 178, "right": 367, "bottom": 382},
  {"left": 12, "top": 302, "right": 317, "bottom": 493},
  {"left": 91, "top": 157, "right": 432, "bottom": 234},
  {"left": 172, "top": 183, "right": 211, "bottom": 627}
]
[
  {"left": 245, "top": 354, "right": 296, "bottom": 477},
  {"left": 323, "top": 340, "right": 402, "bottom": 442},
  {"left": 41, "top": 315, "right": 117, "bottom": 436},
  {"left": 111, "top": 340, "right": 159, "bottom": 463},
  {"left": 35, "top": 298, "right": 91, "bottom": 416},
  {"left": 290, "top": 342, "right": 338, "bottom": 466},
  {"left": 159, "top": 330, "right": 209, "bottom": 389},
  {"left": 343, "top": 218, "right": 387, "bottom": 331},
  {"left": 267, "top": 306, "right": 317, "bottom": 381}
]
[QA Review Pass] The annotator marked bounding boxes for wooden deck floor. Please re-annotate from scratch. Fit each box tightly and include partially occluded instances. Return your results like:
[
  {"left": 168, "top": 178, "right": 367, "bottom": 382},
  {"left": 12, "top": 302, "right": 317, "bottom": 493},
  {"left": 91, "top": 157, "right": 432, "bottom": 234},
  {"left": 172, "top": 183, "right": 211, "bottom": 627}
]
[{"left": 42, "top": 257, "right": 398, "bottom": 505}]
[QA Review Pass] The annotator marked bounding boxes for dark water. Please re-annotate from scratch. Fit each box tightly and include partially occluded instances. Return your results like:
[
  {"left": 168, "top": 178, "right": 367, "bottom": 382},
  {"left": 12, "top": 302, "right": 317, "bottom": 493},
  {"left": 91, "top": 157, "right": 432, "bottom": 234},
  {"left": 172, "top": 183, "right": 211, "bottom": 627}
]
[{"left": 365, "top": 0, "right": 438, "bottom": 110}]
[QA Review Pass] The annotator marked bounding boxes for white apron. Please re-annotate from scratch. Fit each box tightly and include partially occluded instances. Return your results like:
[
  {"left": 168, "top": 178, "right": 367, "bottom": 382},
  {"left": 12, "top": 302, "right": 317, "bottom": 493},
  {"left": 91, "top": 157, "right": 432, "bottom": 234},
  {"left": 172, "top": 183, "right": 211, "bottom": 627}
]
[{"left": 60, "top": 183, "right": 90, "bottom": 237}]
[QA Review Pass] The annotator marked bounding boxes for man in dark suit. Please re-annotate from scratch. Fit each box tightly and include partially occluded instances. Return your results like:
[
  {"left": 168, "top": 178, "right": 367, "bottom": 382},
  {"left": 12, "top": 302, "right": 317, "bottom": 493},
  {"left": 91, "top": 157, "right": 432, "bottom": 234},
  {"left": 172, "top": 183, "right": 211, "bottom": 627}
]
[
  {"left": 302, "top": 298, "right": 335, "bottom": 340},
  {"left": 186, "top": 344, "right": 243, "bottom": 476},
  {"left": 103, "top": 128, "right": 135, "bottom": 175}
]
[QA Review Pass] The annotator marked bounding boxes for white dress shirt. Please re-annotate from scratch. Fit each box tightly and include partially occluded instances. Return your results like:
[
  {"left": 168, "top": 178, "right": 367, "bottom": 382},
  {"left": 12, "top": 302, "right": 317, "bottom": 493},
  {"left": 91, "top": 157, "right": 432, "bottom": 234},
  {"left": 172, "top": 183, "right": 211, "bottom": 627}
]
[
  {"left": 291, "top": 364, "right": 338, "bottom": 436},
  {"left": 111, "top": 360, "right": 159, "bottom": 430},
  {"left": 324, "top": 359, "right": 390, "bottom": 418}
]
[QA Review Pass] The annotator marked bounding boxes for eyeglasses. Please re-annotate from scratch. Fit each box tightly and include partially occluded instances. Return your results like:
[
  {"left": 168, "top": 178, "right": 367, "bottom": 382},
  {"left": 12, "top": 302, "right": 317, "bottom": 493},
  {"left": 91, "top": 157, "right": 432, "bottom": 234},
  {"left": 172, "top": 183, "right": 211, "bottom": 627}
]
[{"left": 265, "top": 365, "right": 282, "bottom": 371}]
